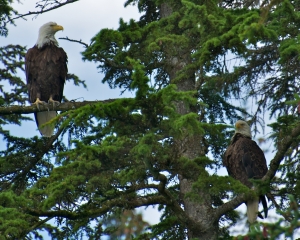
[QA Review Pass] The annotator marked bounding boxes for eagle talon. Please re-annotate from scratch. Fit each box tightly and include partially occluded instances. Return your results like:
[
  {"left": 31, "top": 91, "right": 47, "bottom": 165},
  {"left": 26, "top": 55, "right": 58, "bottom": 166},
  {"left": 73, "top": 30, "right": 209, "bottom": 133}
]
[
  {"left": 48, "top": 97, "right": 60, "bottom": 109},
  {"left": 32, "top": 98, "right": 47, "bottom": 110}
]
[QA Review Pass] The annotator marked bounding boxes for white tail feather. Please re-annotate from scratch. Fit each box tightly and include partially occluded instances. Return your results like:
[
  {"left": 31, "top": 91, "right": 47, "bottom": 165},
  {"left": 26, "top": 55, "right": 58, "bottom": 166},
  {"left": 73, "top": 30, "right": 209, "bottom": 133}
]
[
  {"left": 247, "top": 198, "right": 259, "bottom": 224},
  {"left": 36, "top": 111, "right": 57, "bottom": 137}
]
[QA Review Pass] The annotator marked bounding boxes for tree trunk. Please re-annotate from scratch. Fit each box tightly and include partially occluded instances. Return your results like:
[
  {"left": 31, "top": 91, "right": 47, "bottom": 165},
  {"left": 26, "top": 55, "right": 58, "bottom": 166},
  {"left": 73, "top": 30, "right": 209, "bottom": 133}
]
[{"left": 160, "top": 2, "right": 219, "bottom": 239}]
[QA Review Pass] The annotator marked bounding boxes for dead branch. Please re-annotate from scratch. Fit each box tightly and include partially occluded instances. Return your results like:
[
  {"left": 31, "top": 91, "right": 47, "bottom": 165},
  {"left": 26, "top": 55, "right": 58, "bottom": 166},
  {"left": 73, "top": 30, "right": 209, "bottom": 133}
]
[
  {"left": 59, "top": 37, "right": 89, "bottom": 48},
  {"left": 7, "top": 0, "right": 79, "bottom": 23}
]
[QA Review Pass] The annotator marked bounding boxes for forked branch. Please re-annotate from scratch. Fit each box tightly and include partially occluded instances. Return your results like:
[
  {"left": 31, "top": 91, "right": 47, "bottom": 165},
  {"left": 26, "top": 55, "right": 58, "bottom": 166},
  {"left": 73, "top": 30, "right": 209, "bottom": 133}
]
[{"left": 59, "top": 37, "right": 89, "bottom": 48}]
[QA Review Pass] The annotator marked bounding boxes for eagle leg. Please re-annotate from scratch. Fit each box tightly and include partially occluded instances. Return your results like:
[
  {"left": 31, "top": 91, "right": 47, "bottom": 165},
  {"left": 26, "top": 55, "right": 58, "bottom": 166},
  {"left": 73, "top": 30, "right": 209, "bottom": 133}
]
[
  {"left": 48, "top": 96, "right": 60, "bottom": 109},
  {"left": 32, "top": 98, "right": 47, "bottom": 110}
]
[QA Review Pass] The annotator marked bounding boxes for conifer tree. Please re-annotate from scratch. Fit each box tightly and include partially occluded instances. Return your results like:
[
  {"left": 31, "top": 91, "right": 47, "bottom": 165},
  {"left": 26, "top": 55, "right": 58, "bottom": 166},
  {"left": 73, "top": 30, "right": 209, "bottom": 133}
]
[{"left": 1, "top": 0, "right": 300, "bottom": 239}]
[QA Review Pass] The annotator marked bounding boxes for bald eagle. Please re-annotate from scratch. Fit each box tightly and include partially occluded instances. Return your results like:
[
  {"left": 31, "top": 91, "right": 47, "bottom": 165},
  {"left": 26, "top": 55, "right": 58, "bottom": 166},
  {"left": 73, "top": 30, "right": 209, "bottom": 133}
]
[
  {"left": 223, "top": 120, "right": 268, "bottom": 223},
  {"left": 25, "top": 22, "right": 67, "bottom": 137}
]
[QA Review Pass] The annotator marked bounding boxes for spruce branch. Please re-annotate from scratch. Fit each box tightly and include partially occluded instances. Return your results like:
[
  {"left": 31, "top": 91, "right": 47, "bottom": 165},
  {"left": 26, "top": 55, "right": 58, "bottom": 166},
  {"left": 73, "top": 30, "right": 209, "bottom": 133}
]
[
  {"left": 26, "top": 195, "right": 168, "bottom": 220},
  {"left": 10, "top": 125, "right": 65, "bottom": 191}
]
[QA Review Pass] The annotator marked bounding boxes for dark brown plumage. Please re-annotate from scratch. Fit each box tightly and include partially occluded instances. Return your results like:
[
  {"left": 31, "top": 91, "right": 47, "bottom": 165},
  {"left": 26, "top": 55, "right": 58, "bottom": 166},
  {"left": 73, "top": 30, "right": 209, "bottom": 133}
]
[
  {"left": 223, "top": 120, "right": 268, "bottom": 223},
  {"left": 26, "top": 44, "right": 67, "bottom": 103},
  {"left": 25, "top": 22, "right": 67, "bottom": 137}
]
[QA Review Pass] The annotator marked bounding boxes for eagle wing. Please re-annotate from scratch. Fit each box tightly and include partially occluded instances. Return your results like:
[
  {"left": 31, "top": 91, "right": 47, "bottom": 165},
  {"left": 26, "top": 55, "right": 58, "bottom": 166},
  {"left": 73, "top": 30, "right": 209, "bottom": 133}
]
[
  {"left": 25, "top": 44, "right": 67, "bottom": 103},
  {"left": 25, "top": 46, "right": 38, "bottom": 103}
]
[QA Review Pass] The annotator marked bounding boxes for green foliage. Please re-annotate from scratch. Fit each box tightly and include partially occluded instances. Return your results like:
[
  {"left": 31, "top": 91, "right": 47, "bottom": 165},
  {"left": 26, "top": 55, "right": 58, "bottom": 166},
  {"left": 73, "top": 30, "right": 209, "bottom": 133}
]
[
  {"left": 0, "top": 44, "right": 29, "bottom": 130},
  {"left": 0, "top": 0, "right": 16, "bottom": 37}
]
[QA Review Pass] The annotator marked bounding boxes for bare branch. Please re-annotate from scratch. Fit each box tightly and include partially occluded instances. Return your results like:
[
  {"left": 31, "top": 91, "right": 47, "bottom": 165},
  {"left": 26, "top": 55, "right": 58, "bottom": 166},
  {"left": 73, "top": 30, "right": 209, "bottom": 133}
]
[
  {"left": 0, "top": 99, "right": 123, "bottom": 115},
  {"left": 7, "top": 0, "right": 79, "bottom": 23},
  {"left": 59, "top": 37, "right": 89, "bottom": 48}
]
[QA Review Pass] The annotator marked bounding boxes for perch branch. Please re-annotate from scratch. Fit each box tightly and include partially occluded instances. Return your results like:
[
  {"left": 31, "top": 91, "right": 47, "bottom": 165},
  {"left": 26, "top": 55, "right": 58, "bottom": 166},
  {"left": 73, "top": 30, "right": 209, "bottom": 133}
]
[{"left": 0, "top": 99, "right": 121, "bottom": 115}]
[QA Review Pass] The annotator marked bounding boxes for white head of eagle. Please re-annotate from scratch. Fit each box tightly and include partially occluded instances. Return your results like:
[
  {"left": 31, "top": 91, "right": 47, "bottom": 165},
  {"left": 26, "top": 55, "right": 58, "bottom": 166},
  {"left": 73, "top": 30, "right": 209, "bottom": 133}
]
[
  {"left": 36, "top": 22, "right": 64, "bottom": 48},
  {"left": 234, "top": 120, "right": 252, "bottom": 139}
]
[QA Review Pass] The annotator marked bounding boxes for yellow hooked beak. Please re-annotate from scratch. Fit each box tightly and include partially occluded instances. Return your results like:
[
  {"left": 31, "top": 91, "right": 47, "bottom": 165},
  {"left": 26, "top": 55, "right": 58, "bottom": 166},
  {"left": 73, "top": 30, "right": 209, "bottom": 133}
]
[
  {"left": 235, "top": 122, "right": 241, "bottom": 129},
  {"left": 52, "top": 25, "right": 64, "bottom": 32},
  {"left": 235, "top": 121, "right": 245, "bottom": 130}
]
